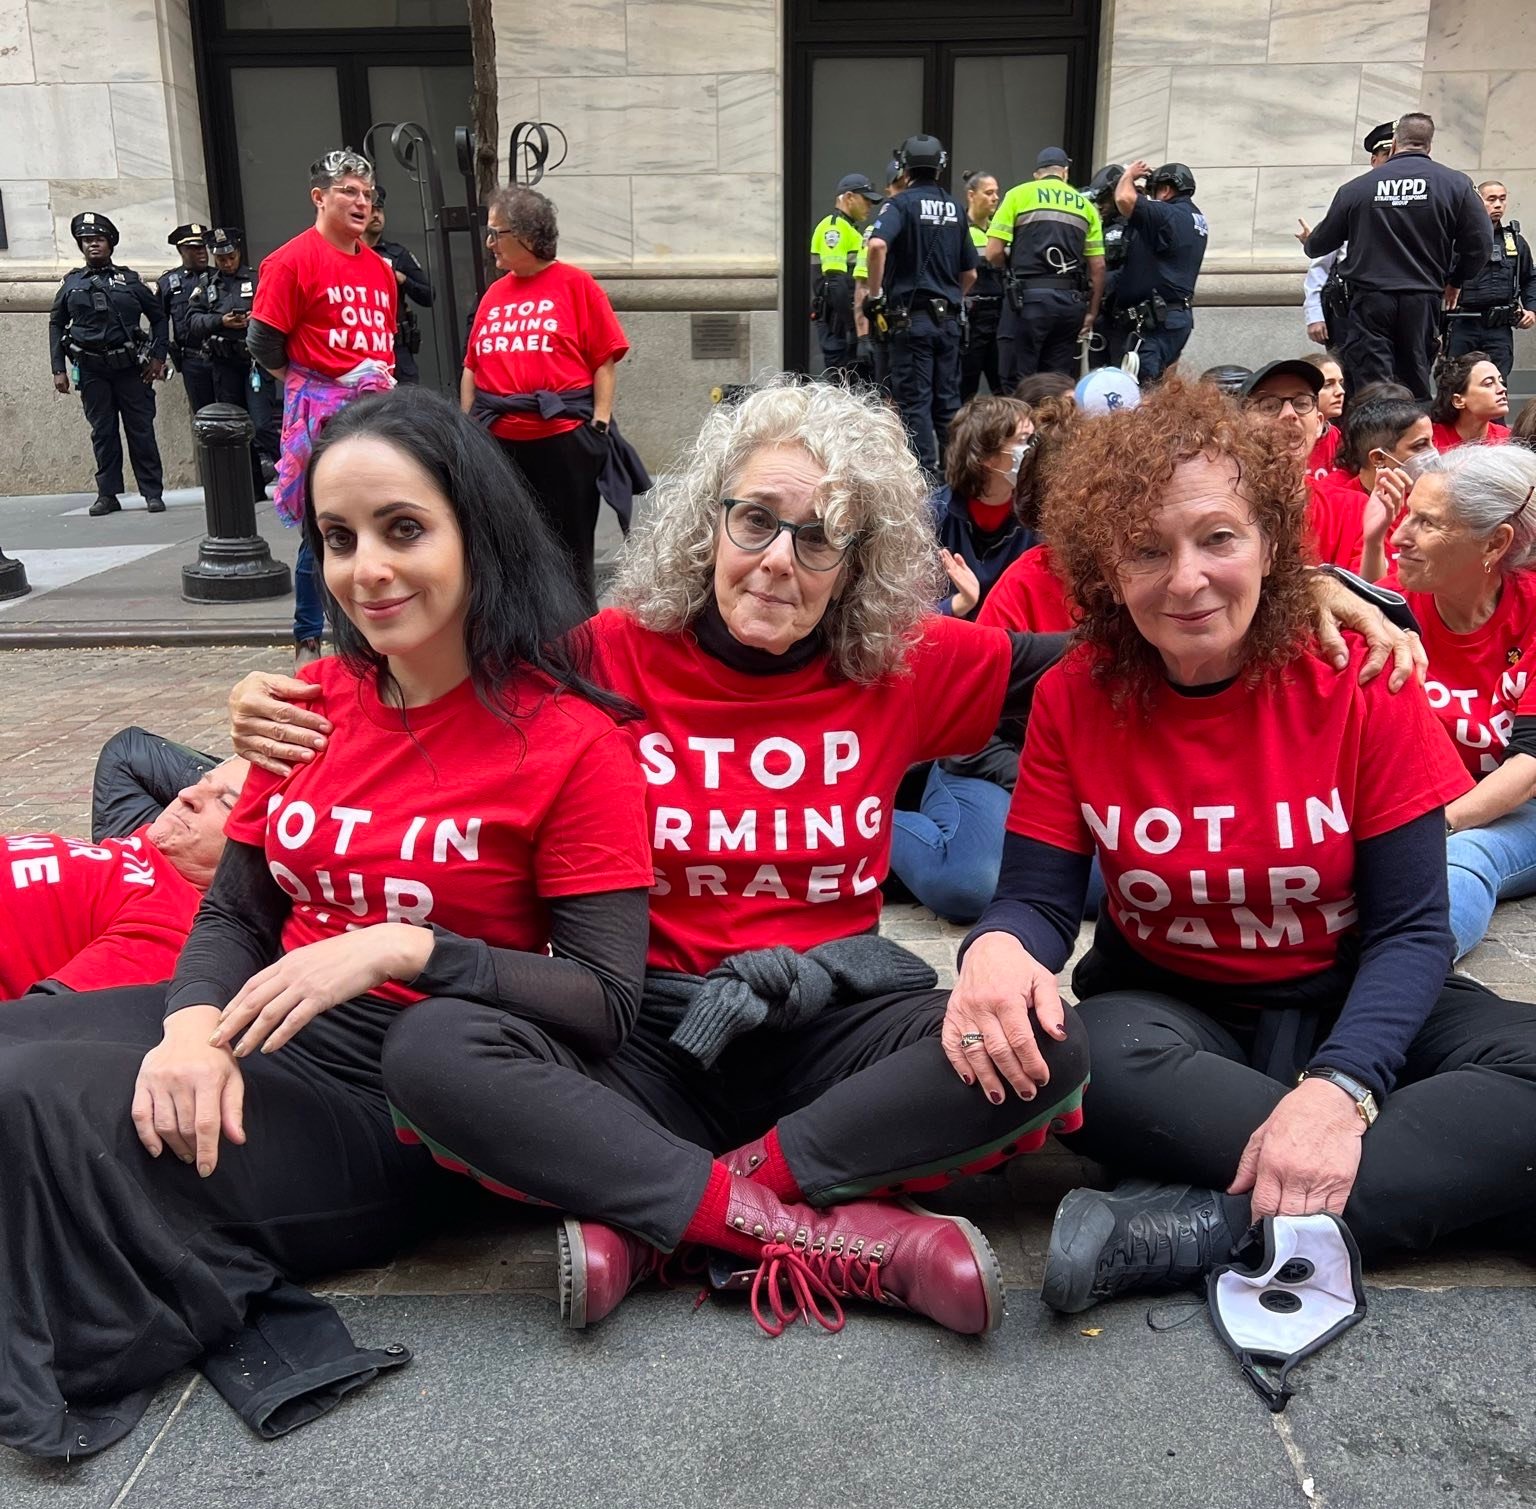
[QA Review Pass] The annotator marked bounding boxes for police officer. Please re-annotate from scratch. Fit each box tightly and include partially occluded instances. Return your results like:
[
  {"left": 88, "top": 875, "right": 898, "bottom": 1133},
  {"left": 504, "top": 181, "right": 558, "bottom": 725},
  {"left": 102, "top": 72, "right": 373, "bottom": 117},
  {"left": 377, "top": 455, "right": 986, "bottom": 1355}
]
[
  {"left": 986, "top": 147, "right": 1104, "bottom": 385},
  {"left": 158, "top": 223, "right": 215, "bottom": 417},
  {"left": 1302, "top": 123, "right": 1396, "bottom": 349},
  {"left": 863, "top": 134, "right": 977, "bottom": 472},
  {"left": 959, "top": 169, "right": 1004, "bottom": 399},
  {"left": 184, "top": 227, "right": 276, "bottom": 495},
  {"left": 1083, "top": 161, "right": 1126, "bottom": 370},
  {"left": 1444, "top": 179, "right": 1536, "bottom": 382},
  {"left": 48, "top": 212, "right": 168, "bottom": 516},
  {"left": 1112, "top": 159, "right": 1208, "bottom": 384},
  {"left": 854, "top": 158, "right": 907, "bottom": 392},
  {"left": 362, "top": 186, "right": 433, "bottom": 385},
  {"left": 810, "top": 173, "right": 881, "bottom": 383},
  {"left": 1301, "top": 112, "right": 1490, "bottom": 400}
]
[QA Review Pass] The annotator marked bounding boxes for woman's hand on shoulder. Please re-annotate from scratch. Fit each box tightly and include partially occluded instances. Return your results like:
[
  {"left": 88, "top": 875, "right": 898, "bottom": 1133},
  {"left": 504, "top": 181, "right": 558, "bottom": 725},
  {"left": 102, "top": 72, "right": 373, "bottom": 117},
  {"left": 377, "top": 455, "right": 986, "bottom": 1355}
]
[
  {"left": 229, "top": 670, "right": 332, "bottom": 777},
  {"left": 1227, "top": 1078, "right": 1364, "bottom": 1219},
  {"left": 210, "top": 924, "right": 434, "bottom": 1057},
  {"left": 944, "top": 930, "right": 1069, "bottom": 1102},
  {"left": 1307, "top": 571, "right": 1425, "bottom": 692},
  {"left": 132, "top": 1005, "right": 245, "bottom": 1178}
]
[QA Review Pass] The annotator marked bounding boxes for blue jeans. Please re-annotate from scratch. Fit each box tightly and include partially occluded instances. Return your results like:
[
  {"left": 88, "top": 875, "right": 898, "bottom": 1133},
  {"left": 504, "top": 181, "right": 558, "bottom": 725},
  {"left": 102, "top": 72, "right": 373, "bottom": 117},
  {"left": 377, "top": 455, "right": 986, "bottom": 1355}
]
[
  {"left": 1447, "top": 798, "right": 1536, "bottom": 959},
  {"left": 293, "top": 536, "right": 324, "bottom": 643}
]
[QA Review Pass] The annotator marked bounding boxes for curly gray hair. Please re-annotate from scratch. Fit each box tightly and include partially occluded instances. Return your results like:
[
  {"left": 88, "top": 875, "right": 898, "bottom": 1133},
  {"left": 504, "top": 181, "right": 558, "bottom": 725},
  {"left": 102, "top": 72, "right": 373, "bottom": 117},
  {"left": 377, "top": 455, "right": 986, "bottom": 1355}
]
[
  {"left": 1422, "top": 443, "right": 1536, "bottom": 574},
  {"left": 612, "top": 378, "right": 943, "bottom": 682}
]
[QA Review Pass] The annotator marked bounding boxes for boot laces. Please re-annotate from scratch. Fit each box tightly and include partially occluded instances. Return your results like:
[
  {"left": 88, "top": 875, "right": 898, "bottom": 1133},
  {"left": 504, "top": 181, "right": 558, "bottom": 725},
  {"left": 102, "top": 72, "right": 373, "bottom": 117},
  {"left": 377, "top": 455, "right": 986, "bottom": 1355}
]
[
  {"left": 1096, "top": 1201, "right": 1223, "bottom": 1296},
  {"left": 748, "top": 1229, "right": 893, "bottom": 1336}
]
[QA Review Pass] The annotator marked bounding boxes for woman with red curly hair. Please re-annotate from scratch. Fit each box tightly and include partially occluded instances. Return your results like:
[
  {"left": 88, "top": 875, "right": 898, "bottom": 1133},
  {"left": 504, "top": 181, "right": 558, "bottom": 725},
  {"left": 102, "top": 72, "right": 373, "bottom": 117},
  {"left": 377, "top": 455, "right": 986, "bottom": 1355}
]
[{"left": 948, "top": 378, "right": 1536, "bottom": 1313}]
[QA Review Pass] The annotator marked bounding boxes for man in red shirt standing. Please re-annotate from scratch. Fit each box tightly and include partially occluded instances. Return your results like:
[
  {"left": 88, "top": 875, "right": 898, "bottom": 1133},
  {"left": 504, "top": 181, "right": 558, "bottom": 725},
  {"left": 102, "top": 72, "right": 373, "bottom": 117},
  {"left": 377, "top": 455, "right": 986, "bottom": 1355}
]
[{"left": 248, "top": 148, "right": 398, "bottom": 666}]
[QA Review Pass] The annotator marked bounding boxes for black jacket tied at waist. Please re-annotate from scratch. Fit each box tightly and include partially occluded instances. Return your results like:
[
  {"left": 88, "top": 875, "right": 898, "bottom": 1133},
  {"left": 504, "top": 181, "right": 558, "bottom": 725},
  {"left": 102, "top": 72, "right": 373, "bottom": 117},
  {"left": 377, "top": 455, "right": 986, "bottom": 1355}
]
[{"left": 468, "top": 384, "right": 651, "bottom": 532}]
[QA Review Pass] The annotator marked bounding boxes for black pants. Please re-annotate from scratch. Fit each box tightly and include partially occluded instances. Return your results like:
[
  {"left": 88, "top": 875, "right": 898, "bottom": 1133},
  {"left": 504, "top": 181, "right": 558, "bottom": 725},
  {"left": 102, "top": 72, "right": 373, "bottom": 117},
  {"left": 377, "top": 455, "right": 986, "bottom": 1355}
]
[
  {"left": 77, "top": 361, "right": 163, "bottom": 499},
  {"left": 1059, "top": 972, "right": 1536, "bottom": 1260},
  {"left": 498, "top": 425, "right": 606, "bottom": 609},
  {"left": 1109, "top": 312, "right": 1193, "bottom": 385},
  {"left": 181, "top": 352, "right": 216, "bottom": 418},
  {"left": 888, "top": 311, "right": 963, "bottom": 474},
  {"left": 209, "top": 357, "right": 268, "bottom": 495},
  {"left": 997, "top": 289, "right": 1084, "bottom": 386},
  {"left": 1341, "top": 289, "right": 1440, "bottom": 400},
  {"left": 960, "top": 321, "right": 1003, "bottom": 400},
  {"left": 382, "top": 985, "right": 1090, "bottom": 1252},
  {"left": 1446, "top": 317, "right": 1515, "bottom": 382},
  {"left": 0, "top": 985, "right": 432, "bottom": 1458}
]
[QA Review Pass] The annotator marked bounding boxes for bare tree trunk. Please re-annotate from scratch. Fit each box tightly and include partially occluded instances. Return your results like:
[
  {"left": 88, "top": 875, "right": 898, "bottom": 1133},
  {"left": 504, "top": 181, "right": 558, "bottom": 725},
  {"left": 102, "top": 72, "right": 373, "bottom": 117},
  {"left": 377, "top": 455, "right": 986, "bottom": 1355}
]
[{"left": 468, "top": 0, "right": 499, "bottom": 197}]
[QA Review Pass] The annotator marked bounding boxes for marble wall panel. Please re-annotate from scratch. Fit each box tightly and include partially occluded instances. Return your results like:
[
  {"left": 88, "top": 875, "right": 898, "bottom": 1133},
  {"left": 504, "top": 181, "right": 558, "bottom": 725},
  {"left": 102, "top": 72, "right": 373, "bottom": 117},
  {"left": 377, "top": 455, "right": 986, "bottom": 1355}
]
[
  {"left": 747, "top": 307, "right": 780, "bottom": 374},
  {"left": 1354, "top": 62, "right": 1424, "bottom": 162},
  {"left": 165, "top": 84, "right": 207, "bottom": 187},
  {"left": 1103, "top": 66, "right": 1170, "bottom": 166},
  {"left": 493, "top": 0, "right": 628, "bottom": 77},
  {"left": 1167, "top": 66, "right": 1361, "bottom": 168},
  {"left": 0, "top": 179, "right": 56, "bottom": 259},
  {"left": 1483, "top": 72, "right": 1536, "bottom": 175},
  {"left": 1106, "top": 0, "right": 1271, "bottom": 66},
  {"left": 1420, "top": 71, "right": 1488, "bottom": 171},
  {"left": 48, "top": 177, "right": 178, "bottom": 267},
  {"left": 543, "top": 175, "right": 634, "bottom": 266},
  {"left": 1188, "top": 168, "right": 1258, "bottom": 260},
  {"left": 1181, "top": 303, "right": 1313, "bottom": 377},
  {"left": 171, "top": 176, "right": 211, "bottom": 226},
  {"left": 633, "top": 174, "right": 774, "bottom": 262},
  {"left": 162, "top": 0, "right": 199, "bottom": 96},
  {"left": 0, "top": 85, "right": 116, "bottom": 179},
  {"left": 495, "top": 77, "right": 543, "bottom": 179},
  {"left": 0, "top": 0, "right": 35, "bottom": 85},
  {"left": 1476, "top": 169, "right": 1536, "bottom": 229},
  {"left": 1267, "top": 0, "right": 1431, "bottom": 65},
  {"left": 1425, "top": 0, "right": 1536, "bottom": 73},
  {"left": 718, "top": 71, "right": 776, "bottom": 177},
  {"left": 626, "top": 2, "right": 774, "bottom": 76},
  {"left": 29, "top": 1, "right": 164, "bottom": 84},
  {"left": 1252, "top": 162, "right": 1360, "bottom": 259},
  {"left": 109, "top": 83, "right": 174, "bottom": 179},
  {"left": 555, "top": 75, "right": 717, "bottom": 176}
]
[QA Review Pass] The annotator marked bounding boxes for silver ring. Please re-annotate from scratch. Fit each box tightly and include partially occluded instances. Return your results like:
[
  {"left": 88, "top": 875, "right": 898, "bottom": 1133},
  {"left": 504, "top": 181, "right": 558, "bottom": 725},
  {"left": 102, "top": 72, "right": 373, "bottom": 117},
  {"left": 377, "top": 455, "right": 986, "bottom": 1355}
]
[{"left": 959, "top": 1032, "right": 985, "bottom": 1047}]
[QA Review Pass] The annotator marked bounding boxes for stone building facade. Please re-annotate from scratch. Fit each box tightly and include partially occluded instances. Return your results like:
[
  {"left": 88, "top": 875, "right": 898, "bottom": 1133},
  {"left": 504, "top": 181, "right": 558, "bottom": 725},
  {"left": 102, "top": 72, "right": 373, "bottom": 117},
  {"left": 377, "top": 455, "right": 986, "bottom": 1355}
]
[{"left": 0, "top": 0, "right": 1531, "bottom": 493}]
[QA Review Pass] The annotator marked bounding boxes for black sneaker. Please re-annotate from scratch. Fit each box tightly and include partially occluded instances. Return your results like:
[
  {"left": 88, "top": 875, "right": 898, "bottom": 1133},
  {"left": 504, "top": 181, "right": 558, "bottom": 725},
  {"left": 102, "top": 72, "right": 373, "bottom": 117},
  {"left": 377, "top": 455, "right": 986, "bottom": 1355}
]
[
  {"left": 1040, "top": 1180, "right": 1239, "bottom": 1314},
  {"left": 88, "top": 494, "right": 121, "bottom": 517},
  {"left": 145, "top": 495, "right": 166, "bottom": 514}
]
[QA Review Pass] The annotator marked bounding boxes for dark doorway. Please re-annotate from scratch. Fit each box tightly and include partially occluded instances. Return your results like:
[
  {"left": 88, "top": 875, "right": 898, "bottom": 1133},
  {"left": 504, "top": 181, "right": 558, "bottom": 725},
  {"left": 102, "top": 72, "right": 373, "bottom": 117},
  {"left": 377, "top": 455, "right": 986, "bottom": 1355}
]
[
  {"left": 784, "top": 0, "right": 1103, "bottom": 372},
  {"left": 191, "top": 1, "right": 475, "bottom": 391}
]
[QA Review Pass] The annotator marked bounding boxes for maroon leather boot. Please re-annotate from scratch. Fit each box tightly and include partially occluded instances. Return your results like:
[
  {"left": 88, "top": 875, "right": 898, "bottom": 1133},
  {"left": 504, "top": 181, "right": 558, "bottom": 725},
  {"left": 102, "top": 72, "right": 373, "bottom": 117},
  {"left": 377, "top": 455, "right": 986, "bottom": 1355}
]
[
  {"left": 557, "top": 1219, "right": 663, "bottom": 1330},
  {"left": 719, "top": 1131, "right": 773, "bottom": 1181},
  {"left": 716, "top": 1179, "right": 1005, "bottom": 1337}
]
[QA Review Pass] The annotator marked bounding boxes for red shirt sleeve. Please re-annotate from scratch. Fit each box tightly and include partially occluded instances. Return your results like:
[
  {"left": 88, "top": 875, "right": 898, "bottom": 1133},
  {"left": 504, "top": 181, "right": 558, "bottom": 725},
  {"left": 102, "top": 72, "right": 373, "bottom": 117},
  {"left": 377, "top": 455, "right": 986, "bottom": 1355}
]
[
  {"left": 533, "top": 723, "right": 654, "bottom": 897},
  {"left": 251, "top": 245, "right": 301, "bottom": 336},
  {"left": 50, "top": 901, "right": 194, "bottom": 992},
  {"left": 580, "top": 274, "right": 629, "bottom": 370},
  {"left": 906, "top": 615, "right": 1013, "bottom": 762},
  {"left": 1352, "top": 669, "right": 1474, "bottom": 838},
  {"left": 1004, "top": 664, "right": 1093, "bottom": 852}
]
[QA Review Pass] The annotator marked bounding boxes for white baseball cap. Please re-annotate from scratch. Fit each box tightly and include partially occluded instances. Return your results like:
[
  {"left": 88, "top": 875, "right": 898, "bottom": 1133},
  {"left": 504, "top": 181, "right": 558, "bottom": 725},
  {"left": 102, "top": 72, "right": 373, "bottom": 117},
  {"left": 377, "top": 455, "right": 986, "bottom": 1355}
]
[{"left": 1074, "top": 366, "right": 1142, "bottom": 415}]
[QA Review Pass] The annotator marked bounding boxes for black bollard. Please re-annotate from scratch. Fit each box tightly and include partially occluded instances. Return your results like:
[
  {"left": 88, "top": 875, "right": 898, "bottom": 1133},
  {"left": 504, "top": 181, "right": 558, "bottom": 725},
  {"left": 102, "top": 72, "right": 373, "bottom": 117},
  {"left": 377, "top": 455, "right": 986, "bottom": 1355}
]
[
  {"left": 182, "top": 403, "right": 291, "bottom": 603},
  {"left": 0, "top": 548, "right": 28, "bottom": 602}
]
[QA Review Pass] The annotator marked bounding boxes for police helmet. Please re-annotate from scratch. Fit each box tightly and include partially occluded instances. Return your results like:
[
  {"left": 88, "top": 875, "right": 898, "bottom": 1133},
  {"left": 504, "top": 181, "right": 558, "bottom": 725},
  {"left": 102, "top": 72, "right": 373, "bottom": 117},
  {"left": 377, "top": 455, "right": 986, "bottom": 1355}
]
[
  {"left": 71, "top": 211, "right": 119, "bottom": 248},
  {"left": 896, "top": 134, "right": 948, "bottom": 174},
  {"left": 1084, "top": 163, "right": 1126, "bottom": 205},
  {"left": 1149, "top": 162, "right": 1197, "bottom": 198}
]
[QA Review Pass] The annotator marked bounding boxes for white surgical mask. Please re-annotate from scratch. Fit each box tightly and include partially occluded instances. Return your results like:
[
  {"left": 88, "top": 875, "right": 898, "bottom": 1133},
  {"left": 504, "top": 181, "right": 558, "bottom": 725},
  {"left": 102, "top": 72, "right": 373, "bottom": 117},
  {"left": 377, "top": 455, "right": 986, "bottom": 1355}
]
[
  {"left": 1399, "top": 450, "right": 1436, "bottom": 481},
  {"left": 987, "top": 438, "right": 1035, "bottom": 485}
]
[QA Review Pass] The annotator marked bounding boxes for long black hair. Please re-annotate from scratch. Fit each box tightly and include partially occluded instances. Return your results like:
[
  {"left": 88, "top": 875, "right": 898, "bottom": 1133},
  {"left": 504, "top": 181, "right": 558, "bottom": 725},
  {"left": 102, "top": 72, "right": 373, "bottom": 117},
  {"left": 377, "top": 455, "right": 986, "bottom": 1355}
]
[{"left": 302, "top": 385, "right": 633, "bottom": 724}]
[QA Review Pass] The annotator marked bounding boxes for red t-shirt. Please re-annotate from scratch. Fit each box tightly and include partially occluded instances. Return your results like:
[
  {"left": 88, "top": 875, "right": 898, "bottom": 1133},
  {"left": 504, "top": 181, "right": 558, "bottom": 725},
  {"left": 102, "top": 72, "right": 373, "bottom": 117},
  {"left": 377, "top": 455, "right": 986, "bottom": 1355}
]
[
  {"left": 252, "top": 227, "right": 399, "bottom": 378},
  {"left": 464, "top": 262, "right": 629, "bottom": 442},
  {"left": 1305, "top": 473, "right": 1368, "bottom": 571},
  {"left": 589, "top": 609, "right": 1012, "bottom": 975},
  {"left": 977, "top": 544, "right": 1076, "bottom": 633},
  {"left": 1430, "top": 420, "right": 1511, "bottom": 453},
  {"left": 223, "top": 658, "right": 652, "bottom": 1006},
  {"left": 1308, "top": 424, "right": 1342, "bottom": 480},
  {"left": 0, "top": 827, "right": 200, "bottom": 999},
  {"left": 1382, "top": 569, "right": 1536, "bottom": 776},
  {"left": 1007, "top": 641, "right": 1471, "bottom": 987}
]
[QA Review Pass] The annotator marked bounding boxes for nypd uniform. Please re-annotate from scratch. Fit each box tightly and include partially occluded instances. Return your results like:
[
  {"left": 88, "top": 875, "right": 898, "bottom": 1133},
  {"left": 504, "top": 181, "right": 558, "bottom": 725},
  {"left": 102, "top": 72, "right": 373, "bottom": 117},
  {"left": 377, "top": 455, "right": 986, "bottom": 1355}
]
[
  {"left": 1083, "top": 163, "right": 1127, "bottom": 370},
  {"left": 184, "top": 227, "right": 277, "bottom": 493},
  {"left": 989, "top": 159, "right": 1104, "bottom": 384},
  {"left": 810, "top": 177, "right": 877, "bottom": 382},
  {"left": 1447, "top": 215, "right": 1536, "bottom": 381},
  {"left": 158, "top": 223, "right": 216, "bottom": 416},
  {"left": 866, "top": 136, "right": 977, "bottom": 472},
  {"left": 1113, "top": 164, "right": 1208, "bottom": 384},
  {"left": 960, "top": 221, "right": 1005, "bottom": 400},
  {"left": 48, "top": 212, "right": 168, "bottom": 514}
]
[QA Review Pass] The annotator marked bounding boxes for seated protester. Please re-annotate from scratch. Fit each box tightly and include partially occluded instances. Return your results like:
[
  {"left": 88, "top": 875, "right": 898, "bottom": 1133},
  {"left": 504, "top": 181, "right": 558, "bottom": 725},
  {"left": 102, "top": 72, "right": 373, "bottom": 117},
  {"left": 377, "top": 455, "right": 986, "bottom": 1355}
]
[
  {"left": 1316, "top": 395, "right": 1436, "bottom": 574},
  {"left": 1430, "top": 350, "right": 1511, "bottom": 451},
  {"left": 1, "top": 757, "right": 246, "bottom": 999},
  {"left": 1199, "top": 365, "right": 1252, "bottom": 397},
  {"left": 91, "top": 725, "right": 218, "bottom": 840},
  {"left": 1241, "top": 359, "right": 1345, "bottom": 560},
  {"left": 954, "top": 378, "right": 1536, "bottom": 1315},
  {"left": 977, "top": 541, "right": 1076, "bottom": 634},
  {"left": 230, "top": 381, "right": 1418, "bottom": 1341},
  {"left": 930, "top": 394, "right": 1040, "bottom": 620},
  {"left": 0, "top": 387, "right": 653, "bottom": 1461},
  {"left": 1375, "top": 445, "right": 1536, "bottom": 959},
  {"left": 1512, "top": 395, "right": 1536, "bottom": 450},
  {"left": 1013, "top": 370, "right": 1075, "bottom": 408},
  {"left": 1305, "top": 349, "right": 1346, "bottom": 479}
]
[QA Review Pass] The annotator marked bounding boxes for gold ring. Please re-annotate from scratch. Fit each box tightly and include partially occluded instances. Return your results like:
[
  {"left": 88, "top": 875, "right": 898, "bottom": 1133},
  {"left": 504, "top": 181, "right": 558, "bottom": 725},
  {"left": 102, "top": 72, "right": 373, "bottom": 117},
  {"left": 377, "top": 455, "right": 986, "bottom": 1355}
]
[{"left": 960, "top": 1032, "right": 985, "bottom": 1047}]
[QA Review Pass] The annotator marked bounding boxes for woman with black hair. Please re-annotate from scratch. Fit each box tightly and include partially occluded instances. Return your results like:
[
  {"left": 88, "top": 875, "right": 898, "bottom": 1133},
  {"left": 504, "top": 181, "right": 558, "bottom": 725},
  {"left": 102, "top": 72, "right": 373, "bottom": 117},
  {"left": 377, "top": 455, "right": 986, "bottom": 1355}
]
[
  {"left": 0, "top": 386, "right": 653, "bottom": 1460},
  {"left": 1430, "top": 349, "right": 1511, "bottom": 451}
]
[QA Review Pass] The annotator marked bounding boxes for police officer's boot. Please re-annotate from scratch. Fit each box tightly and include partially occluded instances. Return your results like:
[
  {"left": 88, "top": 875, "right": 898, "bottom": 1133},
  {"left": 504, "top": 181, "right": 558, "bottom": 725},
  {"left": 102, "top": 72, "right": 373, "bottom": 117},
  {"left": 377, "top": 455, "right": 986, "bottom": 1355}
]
[
  {"left": 146, "top": 495, "right": 166, "bottom": 514},
  {"left": 88, "top": 494, "right": 121, "bottom": 517}
]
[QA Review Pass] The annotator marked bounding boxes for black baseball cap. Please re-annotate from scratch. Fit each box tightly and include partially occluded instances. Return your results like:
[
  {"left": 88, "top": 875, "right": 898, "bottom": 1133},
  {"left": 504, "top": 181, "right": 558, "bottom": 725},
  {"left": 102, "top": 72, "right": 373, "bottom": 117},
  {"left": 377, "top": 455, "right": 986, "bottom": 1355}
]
[
  {"left": 1241, "top": 359, "right": 1324, "bottom": 397},
  {"left": 1036, "top": 147, "right": 1071, "bottom": 170},
  {"left": 1363, "top": 121, "right": 1395, "bottom": 155},
  {"left": 836, "top": 173, "right": 883, "bottom": 200}
]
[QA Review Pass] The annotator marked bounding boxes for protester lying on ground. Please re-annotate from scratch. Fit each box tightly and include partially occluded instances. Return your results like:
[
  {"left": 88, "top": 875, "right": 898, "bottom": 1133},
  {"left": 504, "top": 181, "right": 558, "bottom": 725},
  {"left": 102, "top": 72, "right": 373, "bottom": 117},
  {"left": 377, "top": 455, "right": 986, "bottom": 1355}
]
[
  {"left": 1379, "top": 444, "right": 1536, "bottom": 959},
  {"left": 1430, "top": 349, "right": 1511, "bottom": 451},
  {"left": 953, "top": 377, "right": 1536, "bottom": 1315},
  {"left": 231, "top": 377, "right": 1420, "bottom": 1344},
  {"left": 0, "top": 756, "right": 246, "bottom": 1000},
  {"left": 90, "top": 724, "right": 218, "bottom": 840},
  {"left": 0, "top": 386, "right": 654, "bottom": 1461},
  {"left": 1321, "top": 395, "right": 1436, "bottom": 577}
]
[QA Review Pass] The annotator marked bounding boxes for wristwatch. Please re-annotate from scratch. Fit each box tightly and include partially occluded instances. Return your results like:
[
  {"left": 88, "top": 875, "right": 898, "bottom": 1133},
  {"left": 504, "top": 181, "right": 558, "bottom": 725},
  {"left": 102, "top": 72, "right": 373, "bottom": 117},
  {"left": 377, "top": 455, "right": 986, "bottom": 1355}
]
[
  {"left": 1298, "top": 1066, "right": 1379, "bottom": 1128},
  {"left": 589, "top": 418, "right": 610, "bottom": 436}
]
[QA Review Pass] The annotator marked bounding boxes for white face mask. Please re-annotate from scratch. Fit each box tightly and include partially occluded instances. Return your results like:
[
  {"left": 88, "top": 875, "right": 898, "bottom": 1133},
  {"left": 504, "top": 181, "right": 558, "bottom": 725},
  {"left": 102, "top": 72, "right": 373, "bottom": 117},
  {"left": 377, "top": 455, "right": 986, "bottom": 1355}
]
[
  {"left": 987, "top": 437, "right": 1035, "bottom": 485},
  {"left": 1208, "top": 1214, "right": 1366, "bottom": 1413},
  {"left": 1399, "top": 449, "right": 1436, "bottom": 481}
]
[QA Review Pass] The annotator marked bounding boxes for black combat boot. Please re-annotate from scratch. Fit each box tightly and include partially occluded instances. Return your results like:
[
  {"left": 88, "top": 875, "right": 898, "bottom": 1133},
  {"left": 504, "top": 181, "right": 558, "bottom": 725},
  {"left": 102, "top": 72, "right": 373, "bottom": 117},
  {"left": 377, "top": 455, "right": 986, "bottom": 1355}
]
[{"left": 88, "top": 494, "right": 121, "bottom": 517}]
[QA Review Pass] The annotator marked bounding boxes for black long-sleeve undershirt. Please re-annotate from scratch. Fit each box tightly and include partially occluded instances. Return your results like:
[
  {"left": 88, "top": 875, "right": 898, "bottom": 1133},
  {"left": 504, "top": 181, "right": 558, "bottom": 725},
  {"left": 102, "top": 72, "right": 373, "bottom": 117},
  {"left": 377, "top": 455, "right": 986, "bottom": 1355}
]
[{"left": 166, "top": 838, "right": 649, "bottom": 1060}]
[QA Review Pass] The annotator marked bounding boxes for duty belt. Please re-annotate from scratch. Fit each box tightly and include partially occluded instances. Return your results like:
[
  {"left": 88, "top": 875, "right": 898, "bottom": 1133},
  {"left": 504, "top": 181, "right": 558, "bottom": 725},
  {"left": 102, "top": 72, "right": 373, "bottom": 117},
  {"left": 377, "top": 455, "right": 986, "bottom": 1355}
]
[
  {"left": 1017, "top": 273, "right": 1082, "bottom": 289},
  {"left": 68, "top": 339, "right": 140, "bottom": 370}
]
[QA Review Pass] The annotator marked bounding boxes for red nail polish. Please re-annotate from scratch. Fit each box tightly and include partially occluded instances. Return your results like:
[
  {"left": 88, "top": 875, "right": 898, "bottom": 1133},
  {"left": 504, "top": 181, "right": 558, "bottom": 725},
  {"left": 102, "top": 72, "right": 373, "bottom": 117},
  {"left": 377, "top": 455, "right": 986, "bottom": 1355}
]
[{"left": 988, "top": 1090, "right": 1003, "bottom": 1105}]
